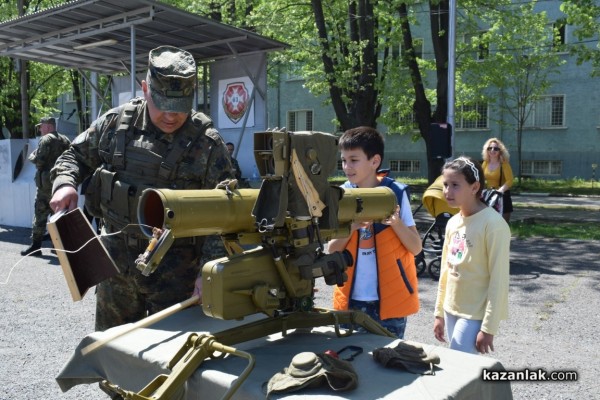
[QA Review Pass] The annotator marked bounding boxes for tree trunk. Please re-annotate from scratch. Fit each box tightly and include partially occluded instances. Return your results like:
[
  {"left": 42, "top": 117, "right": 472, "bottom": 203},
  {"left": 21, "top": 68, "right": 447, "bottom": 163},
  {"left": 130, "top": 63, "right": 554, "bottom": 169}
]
[
  {"left": 312, "top": 0, "right": 384, "bottom": 131},
  {"left": 398, "top": 2, "right": 449, "bottom": 183},
  {"left": 70, "top": 71, "right": 85, "bottom": 131},
  {"left": 428, "top": 1, "right": 450, "bottom": 182}
]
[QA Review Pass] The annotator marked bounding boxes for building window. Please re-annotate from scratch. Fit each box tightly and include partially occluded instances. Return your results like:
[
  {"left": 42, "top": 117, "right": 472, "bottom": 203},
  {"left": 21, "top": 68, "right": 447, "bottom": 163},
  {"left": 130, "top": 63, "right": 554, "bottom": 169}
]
[
  {"left": 287, "top": 110, "right": 313, "bottom": 131},
  {"left": 396, "top": 111, "right": 419, "bottom": 130},
  {"left": 524, "top": 95, "right": 565, "bottom": 128},
  {"left": 285, "top": 61, "right": 304, "bottom": 81},
  {"left": 521, "top": 160, "right": 562, "bottom": 176},
  {"left": 337, "top": 160, "right": 343, "bottom": 172},
  {"left": 390, "top": 160, "right": 420, "bottom": 173},
  {"left": 464, "top": 31, "right": 489, "bottom": 60},
  {"left": 551, "top": 21, "right": 567, "bottom": 51},
  {"left": 457, "top": 102, "right": 488, "bottom": 129}
]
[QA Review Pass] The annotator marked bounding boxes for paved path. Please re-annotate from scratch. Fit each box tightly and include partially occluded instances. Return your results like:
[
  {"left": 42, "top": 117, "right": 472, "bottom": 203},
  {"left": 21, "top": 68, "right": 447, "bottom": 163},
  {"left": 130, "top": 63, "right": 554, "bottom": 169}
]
[{"left": 0, "top": 194, "right": 598, "bottom": 399}]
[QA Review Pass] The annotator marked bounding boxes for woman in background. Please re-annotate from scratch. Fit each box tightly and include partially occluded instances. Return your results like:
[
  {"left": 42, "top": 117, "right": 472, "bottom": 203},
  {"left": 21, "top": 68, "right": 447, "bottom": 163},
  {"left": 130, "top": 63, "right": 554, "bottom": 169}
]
[{"left": 481, "top": 138, "right": 514, "bottom": 223}]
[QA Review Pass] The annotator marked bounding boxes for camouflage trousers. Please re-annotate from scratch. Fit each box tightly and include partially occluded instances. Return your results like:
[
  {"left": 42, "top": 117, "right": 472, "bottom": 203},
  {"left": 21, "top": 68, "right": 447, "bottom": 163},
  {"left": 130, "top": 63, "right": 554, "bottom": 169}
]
[
  {"left": 31, "top": 188, "right": 52, "bottom": 242},
  {"left": 95, "top": 231, "right": 227, "bottom": 331}
]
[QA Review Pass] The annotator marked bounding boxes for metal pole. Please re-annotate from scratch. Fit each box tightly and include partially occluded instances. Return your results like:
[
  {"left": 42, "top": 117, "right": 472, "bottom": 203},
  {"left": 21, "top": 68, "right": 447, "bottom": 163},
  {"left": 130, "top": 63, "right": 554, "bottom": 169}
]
[
  {"left": 448, "top": 0, "right": 456, "bottom": 157},
  {"left": 18, "top": 0, "right": 29, "bottom": 139},
  {"left": 131, "top": 25, "right": 136, "bottom": 98},
  {"left": 91, "top": 72, "right": 98, "bottom": 120}
]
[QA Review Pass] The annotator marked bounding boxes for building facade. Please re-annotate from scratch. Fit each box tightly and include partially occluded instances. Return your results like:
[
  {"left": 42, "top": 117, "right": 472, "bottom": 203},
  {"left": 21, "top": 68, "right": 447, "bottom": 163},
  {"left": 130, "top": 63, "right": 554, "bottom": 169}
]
[{"left": 267, "top": 2, "right": 599, "bottom": 181}]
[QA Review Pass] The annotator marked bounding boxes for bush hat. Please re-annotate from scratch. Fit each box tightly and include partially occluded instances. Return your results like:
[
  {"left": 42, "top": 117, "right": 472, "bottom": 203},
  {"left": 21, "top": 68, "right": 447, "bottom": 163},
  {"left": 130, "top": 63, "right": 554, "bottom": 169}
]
[
  {"left": 146, "top": 46, "right": 196, "bottom": 113},
  {"left": 40, "top": 117, "right": 56, "bottom": 125}
]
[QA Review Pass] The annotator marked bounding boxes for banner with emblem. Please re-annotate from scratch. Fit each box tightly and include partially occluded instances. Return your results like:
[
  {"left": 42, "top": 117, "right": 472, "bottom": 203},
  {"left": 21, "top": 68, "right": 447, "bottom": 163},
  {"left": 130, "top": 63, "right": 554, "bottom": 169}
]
[{"left": 218, "top": 76, "right": 255, "bottom": 129}]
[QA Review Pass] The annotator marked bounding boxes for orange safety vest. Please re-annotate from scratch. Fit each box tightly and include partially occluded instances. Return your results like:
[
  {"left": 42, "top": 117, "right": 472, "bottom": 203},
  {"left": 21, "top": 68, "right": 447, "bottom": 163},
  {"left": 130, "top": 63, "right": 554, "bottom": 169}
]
[{"left": 333, "top": 226, "right": 419, "bottom": 320}]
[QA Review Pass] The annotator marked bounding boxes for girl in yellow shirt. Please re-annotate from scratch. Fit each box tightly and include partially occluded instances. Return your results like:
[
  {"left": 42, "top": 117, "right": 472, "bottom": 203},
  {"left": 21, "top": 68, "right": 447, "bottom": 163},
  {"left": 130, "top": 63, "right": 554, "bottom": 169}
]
[{"left": 433, "top": 157, "right": 511, "bottom": 354}]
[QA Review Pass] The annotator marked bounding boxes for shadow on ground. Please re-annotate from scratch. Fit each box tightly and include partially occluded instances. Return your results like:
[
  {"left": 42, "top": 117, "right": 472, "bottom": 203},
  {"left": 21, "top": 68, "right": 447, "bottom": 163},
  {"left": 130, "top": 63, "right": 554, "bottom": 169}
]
[{"left": 509, "top": 238, "right": 600, "bottom": 294}]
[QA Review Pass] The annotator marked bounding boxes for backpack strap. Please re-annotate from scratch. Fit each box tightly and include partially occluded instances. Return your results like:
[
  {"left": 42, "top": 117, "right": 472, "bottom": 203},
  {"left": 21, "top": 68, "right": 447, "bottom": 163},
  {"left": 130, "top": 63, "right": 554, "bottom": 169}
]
[
  {"left": 111, "top": 102, "right": 139, "bottom": 169},
  {"left": 380, "top": 176, "right": 409, "bottom": 204},
  {"left": 158, "top": 134, "right": 194, "bottom": 180}
]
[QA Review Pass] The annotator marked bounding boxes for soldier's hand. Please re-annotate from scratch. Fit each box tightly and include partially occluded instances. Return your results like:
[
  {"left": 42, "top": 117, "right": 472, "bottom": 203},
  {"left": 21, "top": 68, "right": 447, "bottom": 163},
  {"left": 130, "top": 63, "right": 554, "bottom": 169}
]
[
  {"left": 193, "top": 275, "right": 203, "bottom": 303},
  {"left": 50, "top": 185, "right": 79, "bottom": 213}
]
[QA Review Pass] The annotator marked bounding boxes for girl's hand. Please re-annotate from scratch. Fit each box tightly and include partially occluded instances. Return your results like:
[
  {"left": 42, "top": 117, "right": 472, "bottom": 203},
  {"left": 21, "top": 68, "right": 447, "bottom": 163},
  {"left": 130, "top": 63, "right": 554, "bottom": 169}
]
[
  {"left": 433, "top": 317, "right": 446, "bottom": 343},
  {"left": 476, "top": 331, "right": 494, "bottom": 353}
]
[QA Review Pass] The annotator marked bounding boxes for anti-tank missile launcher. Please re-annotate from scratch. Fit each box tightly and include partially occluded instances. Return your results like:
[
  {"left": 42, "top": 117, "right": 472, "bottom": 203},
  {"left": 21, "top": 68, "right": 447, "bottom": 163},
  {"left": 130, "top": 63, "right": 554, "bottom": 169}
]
[
  {"left": 136, "top": 129, "right": 398, "bottom": 321},
  {"left": 98, "top": 129, "right": 400, "bottom": 400}
]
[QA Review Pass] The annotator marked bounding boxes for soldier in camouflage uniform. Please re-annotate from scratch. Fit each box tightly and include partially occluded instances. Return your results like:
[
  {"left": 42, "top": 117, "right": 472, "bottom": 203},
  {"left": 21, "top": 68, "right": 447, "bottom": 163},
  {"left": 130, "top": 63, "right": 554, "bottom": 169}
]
[
  {"left": 21, "top": 117, "right": 71, "bottom": 257},
  {"left": 50, "top": 46, "right": 234, "bottom": 331}
]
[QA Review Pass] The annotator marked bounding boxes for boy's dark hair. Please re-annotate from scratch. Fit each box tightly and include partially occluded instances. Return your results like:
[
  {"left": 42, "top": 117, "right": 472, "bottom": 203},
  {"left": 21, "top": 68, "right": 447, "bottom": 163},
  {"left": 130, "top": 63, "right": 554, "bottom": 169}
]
[{"left": 338, "top": 126, "right": 384, "bottom": 168}]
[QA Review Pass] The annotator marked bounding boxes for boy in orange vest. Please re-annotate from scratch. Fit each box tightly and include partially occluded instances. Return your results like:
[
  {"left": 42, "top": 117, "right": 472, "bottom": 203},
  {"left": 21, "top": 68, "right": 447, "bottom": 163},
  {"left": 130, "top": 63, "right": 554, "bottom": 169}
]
[{"left": 329, "top": 126, "right": 422, "bottom": 338}]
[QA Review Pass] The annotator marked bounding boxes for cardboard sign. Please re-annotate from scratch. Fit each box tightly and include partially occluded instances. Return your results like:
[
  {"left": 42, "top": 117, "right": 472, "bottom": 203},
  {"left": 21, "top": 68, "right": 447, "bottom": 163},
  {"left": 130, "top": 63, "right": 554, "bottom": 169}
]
[{"left": 47, "top": 208, "right": 118, "bottom": 301}]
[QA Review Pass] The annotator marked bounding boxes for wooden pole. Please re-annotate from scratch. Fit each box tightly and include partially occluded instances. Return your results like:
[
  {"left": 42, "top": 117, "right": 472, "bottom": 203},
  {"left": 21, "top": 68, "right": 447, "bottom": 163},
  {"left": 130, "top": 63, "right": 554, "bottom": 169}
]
[{"left": 81, "top": 295, "right": 200, "bottom": 356}]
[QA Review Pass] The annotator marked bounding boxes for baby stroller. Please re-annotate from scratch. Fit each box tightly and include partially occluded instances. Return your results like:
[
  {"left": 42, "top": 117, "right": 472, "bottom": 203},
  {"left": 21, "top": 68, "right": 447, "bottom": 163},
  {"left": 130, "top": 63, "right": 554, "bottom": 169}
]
[{"left": 414, "top": 176, "right": 459, "bottom": 280}]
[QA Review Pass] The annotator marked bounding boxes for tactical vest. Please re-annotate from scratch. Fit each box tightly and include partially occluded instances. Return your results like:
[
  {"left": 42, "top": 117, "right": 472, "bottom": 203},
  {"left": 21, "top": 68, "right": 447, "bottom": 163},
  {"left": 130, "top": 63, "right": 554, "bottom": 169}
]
[{"left": 86, "top": 99, "right": 213, "bottom": 233}]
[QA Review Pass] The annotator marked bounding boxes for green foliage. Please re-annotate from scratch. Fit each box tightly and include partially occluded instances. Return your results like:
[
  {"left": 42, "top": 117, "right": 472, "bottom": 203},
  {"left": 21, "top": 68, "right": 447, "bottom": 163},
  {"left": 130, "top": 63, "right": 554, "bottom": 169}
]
[
  {"left": 29, "top": 62, "right": 71, "bottom": 117},
  {"left": 457, "top": 1, "right": 565, "bottom": 181},
  {"left": 249, "top": 0, "right": 403, "bottom": 129},
  {"left": 561, "top": 0, "right": 600, "bottom": 76},
  {"left": 0, "top": 0, "right": 586, "bottom": 145},
  {"left": 458, "top": 2, "right": 563, "bottom": 112},
  {"left": 510, "top": 220, "right": 600, "bottom": 240},
  {"left": 0, "top": 1, "right": 77, "bottom": 135}
]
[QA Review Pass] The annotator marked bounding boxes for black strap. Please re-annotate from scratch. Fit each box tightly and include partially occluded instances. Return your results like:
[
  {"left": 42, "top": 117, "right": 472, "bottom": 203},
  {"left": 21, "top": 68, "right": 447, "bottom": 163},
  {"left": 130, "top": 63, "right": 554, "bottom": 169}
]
[
  {"left": 336, "top": 346, "right": 363, "bottom": 361},
  {"left": 112, "top": 103, "right": 138, "bottom": 168},
  {"left": 157, "top": 111, "right": 212, "bottom": 180},
  {"left": 158, "top": 134, "right": 194, "bottom": 180}
]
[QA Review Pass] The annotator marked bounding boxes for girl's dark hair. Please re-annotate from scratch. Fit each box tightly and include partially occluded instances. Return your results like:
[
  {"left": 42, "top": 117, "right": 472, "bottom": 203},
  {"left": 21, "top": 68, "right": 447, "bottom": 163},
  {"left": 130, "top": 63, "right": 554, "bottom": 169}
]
[
  {"left": 338, "top": 126, "right": 384, "bottom": 168},
  {"left": 443, "top": 156, "right": 485, "bottom": 198}
]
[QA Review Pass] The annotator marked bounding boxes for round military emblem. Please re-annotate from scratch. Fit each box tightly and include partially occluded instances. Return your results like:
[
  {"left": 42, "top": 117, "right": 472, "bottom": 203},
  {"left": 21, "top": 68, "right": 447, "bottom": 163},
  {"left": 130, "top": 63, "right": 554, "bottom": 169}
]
[{"left": 222, "top": 82, "right": 249, "bottom": 124}]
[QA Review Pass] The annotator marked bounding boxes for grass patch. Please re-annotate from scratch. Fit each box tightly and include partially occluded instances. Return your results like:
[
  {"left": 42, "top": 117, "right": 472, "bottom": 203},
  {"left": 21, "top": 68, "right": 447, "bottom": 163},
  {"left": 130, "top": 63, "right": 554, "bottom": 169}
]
[
  {"left": 330, "top": 176, "right": 600, "bottom": 196},
  {"left": 517, "top": 177, "right": 600, "bottom": 195},
  {"left": 510, "top": 220, "right": 600, "bottom": 240}
]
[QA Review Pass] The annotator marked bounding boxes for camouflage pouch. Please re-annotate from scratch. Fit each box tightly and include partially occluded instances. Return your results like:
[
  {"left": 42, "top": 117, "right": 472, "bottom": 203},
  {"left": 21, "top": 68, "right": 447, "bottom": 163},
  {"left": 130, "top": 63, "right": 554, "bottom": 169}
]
[{"left": 83, "top": 167, "right": 104, "bottom": 218}]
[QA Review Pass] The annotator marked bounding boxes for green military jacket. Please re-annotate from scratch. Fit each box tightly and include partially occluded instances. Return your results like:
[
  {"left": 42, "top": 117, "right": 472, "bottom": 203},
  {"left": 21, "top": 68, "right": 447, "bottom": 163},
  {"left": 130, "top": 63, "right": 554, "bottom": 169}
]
[{"left": 29, "top": 131, "right": 71, "bottom": 194}]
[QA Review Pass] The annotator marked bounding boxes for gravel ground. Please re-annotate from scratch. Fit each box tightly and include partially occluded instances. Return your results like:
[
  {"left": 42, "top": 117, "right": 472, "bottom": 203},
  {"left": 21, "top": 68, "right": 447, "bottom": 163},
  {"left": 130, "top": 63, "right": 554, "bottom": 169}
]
[{"left": 0, "top": 225, "right": 598, "bottom": 400}]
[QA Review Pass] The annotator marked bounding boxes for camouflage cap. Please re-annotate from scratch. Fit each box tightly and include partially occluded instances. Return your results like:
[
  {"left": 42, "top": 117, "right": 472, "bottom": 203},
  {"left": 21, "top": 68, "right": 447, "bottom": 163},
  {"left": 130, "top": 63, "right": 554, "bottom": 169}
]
[
  {"left": 147, "top": 46, "right": 196, "bottom": 113},
  {"left": 40, "top": 116, "right": 56, "bottom": 125}
]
